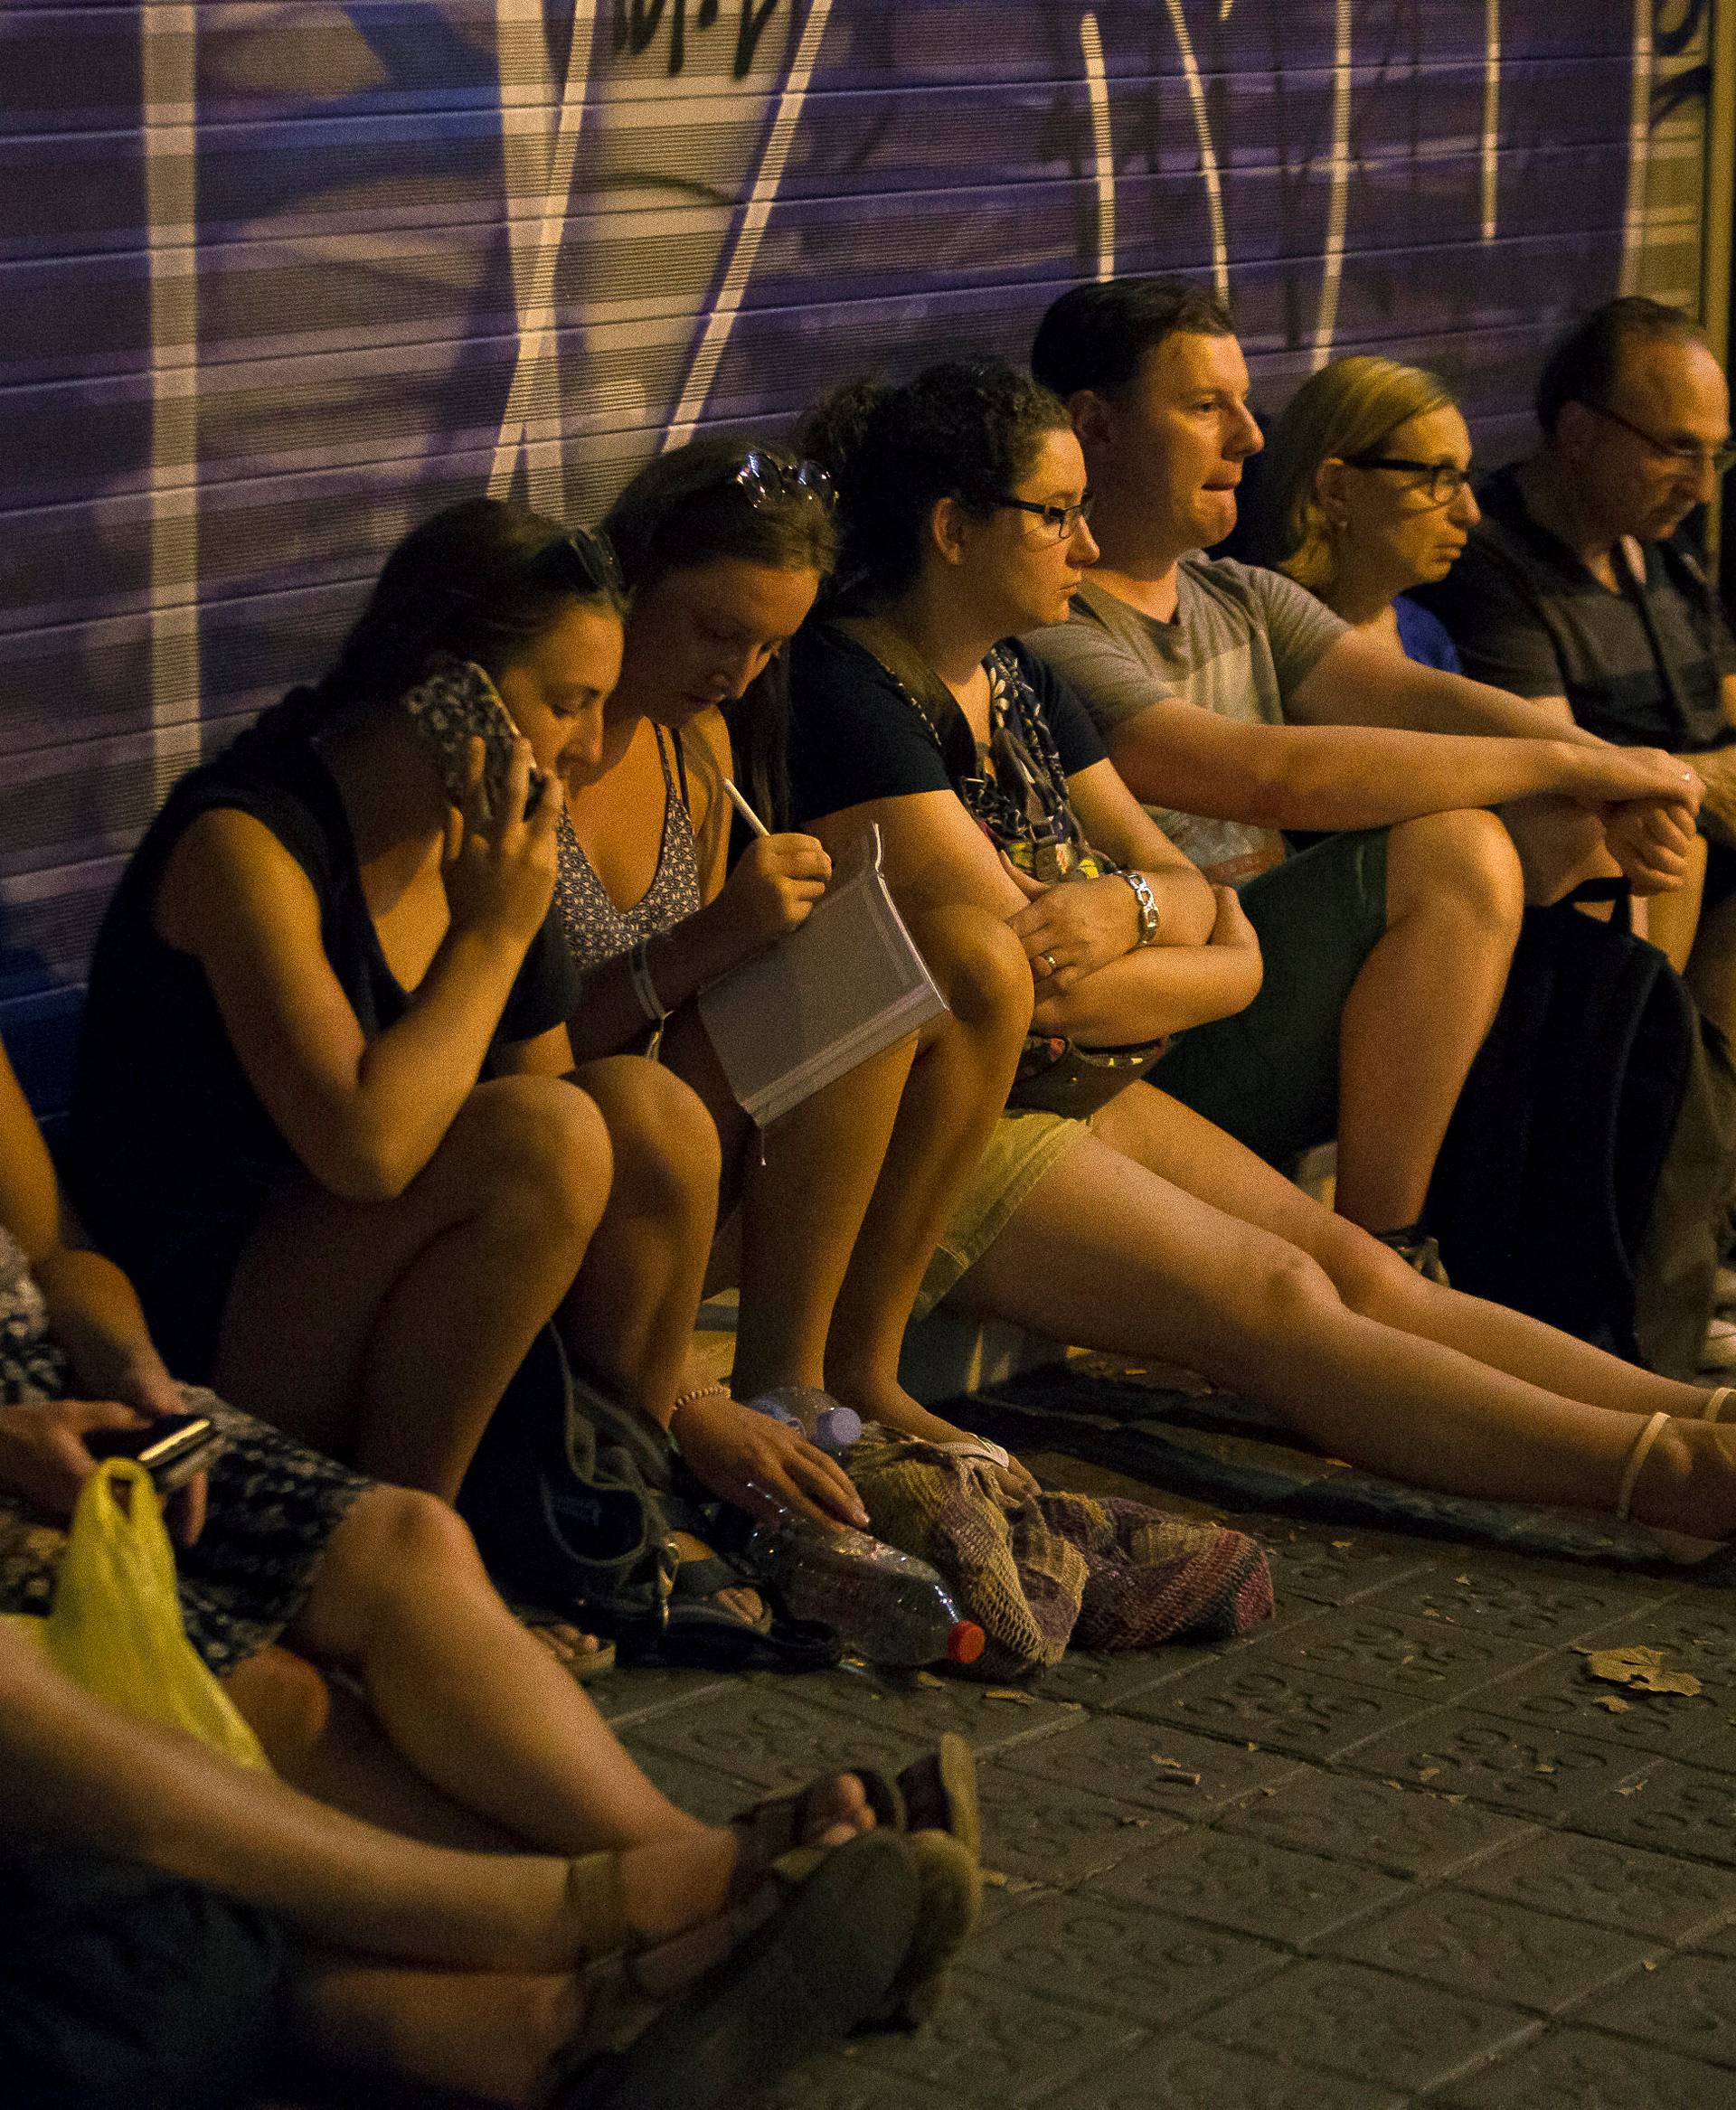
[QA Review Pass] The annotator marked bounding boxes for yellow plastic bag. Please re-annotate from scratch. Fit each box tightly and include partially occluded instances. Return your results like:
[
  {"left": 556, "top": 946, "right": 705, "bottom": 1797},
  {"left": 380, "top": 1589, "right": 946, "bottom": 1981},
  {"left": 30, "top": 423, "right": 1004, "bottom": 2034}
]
[{"left": 4, "top": 1457, "right": 269, "bottom": 1770}]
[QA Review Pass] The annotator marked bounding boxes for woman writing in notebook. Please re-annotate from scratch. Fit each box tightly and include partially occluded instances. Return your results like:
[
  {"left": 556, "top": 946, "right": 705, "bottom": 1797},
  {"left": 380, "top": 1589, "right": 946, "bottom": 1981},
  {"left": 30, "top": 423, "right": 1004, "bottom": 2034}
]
[
  {"left": 785, "top": 361, "right": 1736, "bottom": 1539},
  {"left": 556, "top": 441, "right": 1036, "bottom": 1528}
]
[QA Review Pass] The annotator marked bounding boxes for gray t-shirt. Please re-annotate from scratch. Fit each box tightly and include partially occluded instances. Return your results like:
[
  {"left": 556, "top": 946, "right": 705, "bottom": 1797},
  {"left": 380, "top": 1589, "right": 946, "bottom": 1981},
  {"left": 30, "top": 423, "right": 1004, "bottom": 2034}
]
[{"left": 1025, "top": 558, "right": 1346, "bottom": 881}]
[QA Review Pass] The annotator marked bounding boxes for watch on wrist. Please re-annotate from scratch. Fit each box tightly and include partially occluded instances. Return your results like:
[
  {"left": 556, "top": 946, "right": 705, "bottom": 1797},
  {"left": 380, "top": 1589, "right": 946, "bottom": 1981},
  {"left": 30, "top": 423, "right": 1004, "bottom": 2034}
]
[{"left": 1118, "top": 869, "right": 1162, "bottom": 947}]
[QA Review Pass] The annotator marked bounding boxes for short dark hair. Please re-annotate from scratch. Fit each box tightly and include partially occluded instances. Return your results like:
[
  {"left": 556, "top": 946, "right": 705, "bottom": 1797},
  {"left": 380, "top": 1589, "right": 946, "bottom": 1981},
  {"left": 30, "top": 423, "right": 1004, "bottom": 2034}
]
[
  {"left": 1535, "top": 297, "right": 1710, "bottom": 437},
  {"left": 1031, "top": 277, "right": 1235, "bottom": 401}
]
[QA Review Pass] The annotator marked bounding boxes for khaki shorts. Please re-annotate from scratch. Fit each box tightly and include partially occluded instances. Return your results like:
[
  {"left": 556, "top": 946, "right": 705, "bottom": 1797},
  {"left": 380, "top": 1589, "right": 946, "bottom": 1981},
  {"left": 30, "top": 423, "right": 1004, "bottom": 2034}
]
[{"left": 915, "top": 1107, "right": 1090, "bottom": 1318}]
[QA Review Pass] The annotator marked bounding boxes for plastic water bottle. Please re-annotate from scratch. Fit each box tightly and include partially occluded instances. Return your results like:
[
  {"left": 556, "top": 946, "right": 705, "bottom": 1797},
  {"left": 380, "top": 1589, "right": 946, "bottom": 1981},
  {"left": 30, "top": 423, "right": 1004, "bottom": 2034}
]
[
  {"left": 736, "top": 1501, "right": 985, "bottom": 1669},
  {"left": 741, "top": 1385, "right": 863, "bottom": 1456}
]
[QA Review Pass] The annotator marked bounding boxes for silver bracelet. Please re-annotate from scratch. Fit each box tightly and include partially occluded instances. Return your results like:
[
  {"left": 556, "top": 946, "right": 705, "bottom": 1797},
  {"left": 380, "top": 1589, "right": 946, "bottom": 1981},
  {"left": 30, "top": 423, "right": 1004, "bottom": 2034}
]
[
  {"left": 1118, "top": 869, "right": 1162, "bottom": 947},
  {"left": 627, "top": 938, "right": 670, "bottom": 1025}
]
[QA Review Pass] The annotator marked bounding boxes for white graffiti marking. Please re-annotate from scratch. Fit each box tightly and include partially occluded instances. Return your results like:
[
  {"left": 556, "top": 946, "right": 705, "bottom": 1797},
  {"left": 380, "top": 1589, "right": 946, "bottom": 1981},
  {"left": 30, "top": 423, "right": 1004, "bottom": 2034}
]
[
  {"left": 1309, "top": 0, "right": 1353, "bottom": 371},
  {"left": 1481, "top": 0, "right": 1501, "bottom": 241},
  {"left": 141, "top": 2, "right": 203, "bottom": 796},
  {"left": 1618, "top": 0, "right": 1655, "bottom": 295},
  {"left": 1080, "top": 11, "right": 1114, "bottom": 280},
  {"left": 663, "top": 0, "right": 835, "bottom": 450},
  {"left": 1165, "top": 0, "right": 1230, "bottom": 307},
  {"left": 488, "top": 2, "right": 599, "bottom": 510}
]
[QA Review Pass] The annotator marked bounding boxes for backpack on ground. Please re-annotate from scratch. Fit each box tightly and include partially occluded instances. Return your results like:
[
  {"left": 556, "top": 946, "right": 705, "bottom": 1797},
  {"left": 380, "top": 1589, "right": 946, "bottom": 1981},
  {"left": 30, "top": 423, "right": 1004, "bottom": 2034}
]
[{"left": 1423, "top": 880, "right": 1736, "bottom": 1377}]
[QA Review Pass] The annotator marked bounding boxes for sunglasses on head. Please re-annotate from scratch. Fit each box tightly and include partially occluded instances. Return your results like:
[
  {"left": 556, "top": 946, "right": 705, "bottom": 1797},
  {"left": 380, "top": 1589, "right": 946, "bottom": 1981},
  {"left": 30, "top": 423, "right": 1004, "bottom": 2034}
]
[{"left": 726, "top": 447, "right": 836, "bottom": 512}]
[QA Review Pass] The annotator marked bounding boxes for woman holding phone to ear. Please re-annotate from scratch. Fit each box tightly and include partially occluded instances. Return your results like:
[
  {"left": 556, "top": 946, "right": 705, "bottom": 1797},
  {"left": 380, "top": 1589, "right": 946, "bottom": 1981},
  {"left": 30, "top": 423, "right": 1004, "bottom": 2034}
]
[{"left": 68, "top": 501, "right": 721, "bottom": 1558}]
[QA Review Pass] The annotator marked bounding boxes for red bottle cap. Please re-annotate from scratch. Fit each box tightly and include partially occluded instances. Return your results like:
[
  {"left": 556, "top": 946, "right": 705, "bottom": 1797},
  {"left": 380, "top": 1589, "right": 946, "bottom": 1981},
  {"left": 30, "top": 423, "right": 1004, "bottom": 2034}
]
[{"left": 945, "top": 1620, "right": 986, "bottom": 1666}]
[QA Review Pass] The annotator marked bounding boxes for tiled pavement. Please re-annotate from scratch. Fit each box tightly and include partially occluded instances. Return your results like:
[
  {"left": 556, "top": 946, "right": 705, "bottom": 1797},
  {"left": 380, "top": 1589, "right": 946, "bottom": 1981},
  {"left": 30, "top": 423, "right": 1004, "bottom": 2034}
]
[{"left": 595, "top": 1504, "right": 1736, "bottom": 2107}]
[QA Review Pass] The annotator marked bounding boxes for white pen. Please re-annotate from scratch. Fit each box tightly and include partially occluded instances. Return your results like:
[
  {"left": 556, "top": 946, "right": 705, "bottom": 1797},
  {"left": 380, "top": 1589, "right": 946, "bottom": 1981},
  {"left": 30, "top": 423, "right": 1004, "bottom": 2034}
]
[{"left": 722, "top": 778, "right": 771, "bottom": 838}]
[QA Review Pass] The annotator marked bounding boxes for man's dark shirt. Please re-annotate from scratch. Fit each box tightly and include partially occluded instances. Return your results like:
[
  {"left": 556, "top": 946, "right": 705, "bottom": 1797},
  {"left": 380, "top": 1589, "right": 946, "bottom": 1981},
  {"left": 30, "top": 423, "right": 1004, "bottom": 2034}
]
[{"left": 1416, "top": 463, "right": 1736, "bottom": 751}]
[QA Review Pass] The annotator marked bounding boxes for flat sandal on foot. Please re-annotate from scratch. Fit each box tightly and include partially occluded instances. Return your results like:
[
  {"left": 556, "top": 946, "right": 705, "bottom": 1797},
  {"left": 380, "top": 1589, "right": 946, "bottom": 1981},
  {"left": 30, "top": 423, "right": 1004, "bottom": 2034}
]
[
  {"left": 555, "top": 1829, "right": 920, "bottom": 2110},
  {"left": 727, "top": 1767, "right": 904, "bottom": 1903},
  {"left": 857, "top": 1824, "right": 981, "bottom": 2035},
  {"left": 1705, "top": 1388, "right": 1734, "bottom": 1424},
  {"left": 1616, "top": 1410, "right": 1672, "bottom": 1522}
]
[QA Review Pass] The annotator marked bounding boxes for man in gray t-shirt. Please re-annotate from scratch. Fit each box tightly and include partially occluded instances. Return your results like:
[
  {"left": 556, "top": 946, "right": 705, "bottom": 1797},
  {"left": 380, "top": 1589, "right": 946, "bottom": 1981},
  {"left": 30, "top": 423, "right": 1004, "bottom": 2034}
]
[
  {"left": 1045, "top": 559, "right": 1345, "bottom": 883},
  {"left": 1024, "top": 277, "right": 1697, "bottom": 1258}
]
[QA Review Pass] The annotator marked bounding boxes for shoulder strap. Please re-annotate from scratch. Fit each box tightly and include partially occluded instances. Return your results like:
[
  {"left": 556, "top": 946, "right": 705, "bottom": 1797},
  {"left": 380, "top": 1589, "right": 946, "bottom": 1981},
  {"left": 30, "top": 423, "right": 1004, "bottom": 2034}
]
[{"left": 657, "top": 721, "right": 692, "bottom": 813}]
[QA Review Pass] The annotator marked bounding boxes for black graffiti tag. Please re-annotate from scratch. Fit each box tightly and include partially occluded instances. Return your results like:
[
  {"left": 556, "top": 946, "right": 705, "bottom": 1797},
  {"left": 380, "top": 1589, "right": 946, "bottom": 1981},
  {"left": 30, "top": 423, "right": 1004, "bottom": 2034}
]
[{"left": 615, "top": 0, "right": 786, "bottom": 80}]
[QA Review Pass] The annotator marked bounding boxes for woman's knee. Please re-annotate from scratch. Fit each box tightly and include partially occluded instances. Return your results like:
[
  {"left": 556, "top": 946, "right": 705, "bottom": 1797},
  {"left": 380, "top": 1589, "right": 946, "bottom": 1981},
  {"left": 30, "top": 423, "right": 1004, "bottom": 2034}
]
[
  {"left": 223, "top": 1643, "right": 334, "bottom": 1762},
  {"left": 1392, "top": 807, "right": 1526, "bottom": 937},
  {"left": 1232, "top": 1238, "right": 1347, "bottom": 1340},
  {"left": 316, "top": 1485, "right": 486, "bottom": 1631},
  {"left": 450, "top": 1077, "right": 614, "bottom": 1243},
  {"left": 911, "top": 903, "right": 1034, "bottom": 1036},
  {"left": 1307, "top": 1220, "right": 1428, "bottom": 1323},
  {"left": 573, "top": 1054, "right": 722, "bottom": 1222}
]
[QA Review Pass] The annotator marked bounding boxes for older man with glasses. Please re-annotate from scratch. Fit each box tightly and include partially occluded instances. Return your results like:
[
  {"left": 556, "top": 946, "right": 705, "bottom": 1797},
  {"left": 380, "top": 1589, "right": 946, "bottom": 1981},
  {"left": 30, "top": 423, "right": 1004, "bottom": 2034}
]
[{"left": 1417, "top": 297, "right": 1736, "bottom": 1041}]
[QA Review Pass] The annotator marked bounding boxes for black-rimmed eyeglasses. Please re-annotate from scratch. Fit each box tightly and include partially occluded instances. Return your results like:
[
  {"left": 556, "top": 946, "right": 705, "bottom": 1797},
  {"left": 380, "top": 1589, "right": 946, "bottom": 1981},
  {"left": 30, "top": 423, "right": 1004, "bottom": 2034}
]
[
  {"left": 1580, "top": 401, "right": 1736, "bottom": 478},
  {"left": 1344, "top": 457, "right": 1473, "bottom": 508},
  {"left": 991, "top": 491, "right": 1095, "bottom": 542}
]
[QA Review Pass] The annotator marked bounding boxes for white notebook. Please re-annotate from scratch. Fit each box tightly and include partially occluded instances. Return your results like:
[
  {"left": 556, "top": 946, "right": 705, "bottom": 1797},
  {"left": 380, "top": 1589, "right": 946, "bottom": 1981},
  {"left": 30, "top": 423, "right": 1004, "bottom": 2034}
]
[{"left": 696, "top": 824, "right": 949, "bottom": 1126}]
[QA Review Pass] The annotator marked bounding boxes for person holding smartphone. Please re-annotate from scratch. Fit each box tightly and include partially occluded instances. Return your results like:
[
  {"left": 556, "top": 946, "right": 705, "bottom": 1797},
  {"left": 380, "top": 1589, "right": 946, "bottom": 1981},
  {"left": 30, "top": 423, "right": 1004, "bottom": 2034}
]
[
  {"left": 0, "top": 1030, "right": 936, "bottom": 2110},
  {"left": 66, "top": 502, "right": 722, "bottom": 1597}
]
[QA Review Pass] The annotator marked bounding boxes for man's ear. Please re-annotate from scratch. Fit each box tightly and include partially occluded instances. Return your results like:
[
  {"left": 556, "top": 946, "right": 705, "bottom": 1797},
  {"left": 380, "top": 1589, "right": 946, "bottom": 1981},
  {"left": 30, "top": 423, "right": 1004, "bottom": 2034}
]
[
  {"left": 1552, "top": 400, "right": 1597, "bottom": 463},
  {"left": 1068, "top": 388, "right": 1115, "bottom": 452},
  {"left": 929, "top": 494, "right": 970, "bottom": 568}
]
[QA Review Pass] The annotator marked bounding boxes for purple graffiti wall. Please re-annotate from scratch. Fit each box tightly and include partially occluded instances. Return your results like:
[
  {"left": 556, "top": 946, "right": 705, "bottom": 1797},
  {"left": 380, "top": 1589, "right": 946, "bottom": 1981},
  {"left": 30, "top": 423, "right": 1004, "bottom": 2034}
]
[{"left": 0, "top": 0, "right": 1714, "bottom": 1082}]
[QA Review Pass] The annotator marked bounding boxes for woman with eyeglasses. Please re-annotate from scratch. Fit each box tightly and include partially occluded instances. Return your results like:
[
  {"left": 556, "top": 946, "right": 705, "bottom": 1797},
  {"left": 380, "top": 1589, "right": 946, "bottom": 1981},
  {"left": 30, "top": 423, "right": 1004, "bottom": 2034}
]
[
  {"left": 67, "top": 500, "right": 723, "bottom": 1634},
  {"left": 551, "top": 438, "right": 1034, "bottom": 1537},
  {"left": 1248, "top": 354, "right": 1656, "bottom": 920},
  {"left": 785, "top": 358, "right": 1736, "bottom": 1538}
]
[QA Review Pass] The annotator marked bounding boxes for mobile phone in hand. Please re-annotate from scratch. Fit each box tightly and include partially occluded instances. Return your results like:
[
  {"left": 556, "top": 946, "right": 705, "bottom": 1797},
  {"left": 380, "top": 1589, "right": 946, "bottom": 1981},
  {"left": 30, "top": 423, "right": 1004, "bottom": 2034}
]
[
  {"left": 86, "top": 1413, "right": 226, "bottom": 1493},
  {"left": 402, "top": 654, "right": 548, "bottom": 822}
]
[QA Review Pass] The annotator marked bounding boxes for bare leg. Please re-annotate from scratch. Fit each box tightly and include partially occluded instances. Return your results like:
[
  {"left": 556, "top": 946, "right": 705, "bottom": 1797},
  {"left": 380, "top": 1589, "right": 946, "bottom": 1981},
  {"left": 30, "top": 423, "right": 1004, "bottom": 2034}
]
[
  {"left": 286, "top": 1487, "right": 701, "bottom": 1853},
  {"left": 1687, "top": 881, "right": 1736, "bottom": 1041},
  {"left": 555, "top": 1056, "right": 721, "bottom": 1424},
  {"left": 1503, "top": 793, "right": 1626, "bottom": 906},
  {"left": 824, "top": 906, "right": 1033, "bottom": 1425},
  {"left": 949, "top": 1106, "right": 1736, "bottom": 1532},
  {"left": 1095, "top": 1082, "right": 1713, "bottom": 1420},
  {"left": 292, "top": 1966, "right": 586, "bottom": 2107},
  {"left": 1643, "top": 828, "right": 1707, "bottom": 974},
  {"left": 1334, "top": 808, "right": 1524, "bottom": 1234},
  {"left": 213, "top": 1078, "right": 611, "bottom": 1500}
]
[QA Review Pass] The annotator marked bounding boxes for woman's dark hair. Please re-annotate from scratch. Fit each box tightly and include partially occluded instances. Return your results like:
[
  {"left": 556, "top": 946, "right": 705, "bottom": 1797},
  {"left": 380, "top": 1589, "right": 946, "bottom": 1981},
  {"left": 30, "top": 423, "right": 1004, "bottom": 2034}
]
[
  {"left": 603, "top": 436, "right": 838, "bottom": 830},
  {"left": 317, "top": 497, "right": 626, "bottom": 717},
  {"left": 797, "top": 360, "right": 1072, "bottom": 608},
  {"left": 1535, "top": 297, "right": 1709, "bottom": 437}
]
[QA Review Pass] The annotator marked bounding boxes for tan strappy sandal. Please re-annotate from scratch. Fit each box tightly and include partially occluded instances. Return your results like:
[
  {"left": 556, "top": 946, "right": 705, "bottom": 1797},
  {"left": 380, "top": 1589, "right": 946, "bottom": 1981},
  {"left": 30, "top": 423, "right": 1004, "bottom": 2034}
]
[{"left": 548, "top": 1830, "right": 922, "bottom": 2110}]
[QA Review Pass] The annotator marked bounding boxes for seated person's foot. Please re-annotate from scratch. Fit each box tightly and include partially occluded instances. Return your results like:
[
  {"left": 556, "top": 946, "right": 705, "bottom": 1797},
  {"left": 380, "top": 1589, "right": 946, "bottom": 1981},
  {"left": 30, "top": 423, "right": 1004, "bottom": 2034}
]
[
  {"left": 828, "top": 1371, "right": 1043, "bottom": 1504},
  {"left": 528, "top": 1622, "right": 616, "bottom": 1681},
  {"left": 545, "top": 1829, "right": 923, "bottom": 2108},
  {"left": 667, "top": 1527, "right": 763, "bottom": 1629}
]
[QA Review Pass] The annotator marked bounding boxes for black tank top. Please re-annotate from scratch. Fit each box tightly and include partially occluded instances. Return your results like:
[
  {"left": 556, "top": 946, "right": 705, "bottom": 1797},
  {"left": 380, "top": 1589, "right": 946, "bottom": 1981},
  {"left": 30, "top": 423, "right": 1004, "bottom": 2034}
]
[{"left": 68, "top": 691, "right": 582, "bottom": 1379}]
